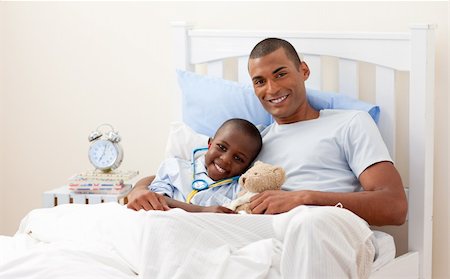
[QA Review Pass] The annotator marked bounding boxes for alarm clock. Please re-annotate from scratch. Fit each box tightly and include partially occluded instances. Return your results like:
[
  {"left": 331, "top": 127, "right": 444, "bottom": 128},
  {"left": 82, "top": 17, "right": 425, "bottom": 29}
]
[{"left": 88, "top": 124, "right": 124, "bottom": 172}]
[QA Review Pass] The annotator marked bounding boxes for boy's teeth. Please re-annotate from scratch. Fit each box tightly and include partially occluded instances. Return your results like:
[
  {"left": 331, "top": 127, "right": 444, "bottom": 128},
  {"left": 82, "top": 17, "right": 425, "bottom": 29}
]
[{"left": 215, "top": 163, "right": 225, "bottom": 173}]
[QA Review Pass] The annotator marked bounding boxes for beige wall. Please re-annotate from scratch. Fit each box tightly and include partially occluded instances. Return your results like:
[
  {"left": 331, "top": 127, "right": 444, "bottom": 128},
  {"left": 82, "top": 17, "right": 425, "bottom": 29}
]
[{"left": 0, "top": 1, "right": 448, "bottom": 277}]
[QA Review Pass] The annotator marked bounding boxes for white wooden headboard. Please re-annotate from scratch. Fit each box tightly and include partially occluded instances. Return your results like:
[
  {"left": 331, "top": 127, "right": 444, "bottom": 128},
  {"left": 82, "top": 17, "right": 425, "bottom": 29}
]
[{"left": 171, "top": 22, "right": 435, "bottom": 278}]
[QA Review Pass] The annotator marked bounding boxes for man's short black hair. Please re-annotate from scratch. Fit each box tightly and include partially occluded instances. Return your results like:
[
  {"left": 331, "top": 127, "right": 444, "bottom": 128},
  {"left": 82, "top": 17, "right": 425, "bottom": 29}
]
[
  {"left": 249, "top": 37, "right": 301, "bottom": 68},
  {"left": 215, "top": 118, "right": 262, "bottom": 160}
]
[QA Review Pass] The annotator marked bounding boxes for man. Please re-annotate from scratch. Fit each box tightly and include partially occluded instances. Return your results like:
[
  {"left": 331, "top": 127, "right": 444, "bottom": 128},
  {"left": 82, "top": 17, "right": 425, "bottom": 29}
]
[
  {"left": 244, "top": 38, "right": 407, "bottom": 226},
  {"left": 127, "top": 38, "right": 407, "bottom": 278}
]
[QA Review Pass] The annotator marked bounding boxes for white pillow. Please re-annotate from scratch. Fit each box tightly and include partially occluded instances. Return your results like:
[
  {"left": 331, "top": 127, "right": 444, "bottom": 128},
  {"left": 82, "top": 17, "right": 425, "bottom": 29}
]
[{"left": 165, "top": 122, "right": 209, "bottom": 160}]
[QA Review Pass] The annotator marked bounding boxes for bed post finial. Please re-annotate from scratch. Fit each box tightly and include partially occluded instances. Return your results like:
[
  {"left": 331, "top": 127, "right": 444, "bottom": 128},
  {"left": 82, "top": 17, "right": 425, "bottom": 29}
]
[
  {"left": 171, "top": 21, "right": 194, "bottom": 71},
  {"left": 408, "top": 23, "right": 436, "bottom": 279}
]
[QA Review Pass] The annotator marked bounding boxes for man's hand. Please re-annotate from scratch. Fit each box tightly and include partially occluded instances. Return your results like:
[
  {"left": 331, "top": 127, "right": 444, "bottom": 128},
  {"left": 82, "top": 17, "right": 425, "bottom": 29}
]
[
  {"left": 127, "top": 191, "right": 170, "bottom": 211},
  {"left": 249, "top": 190, "right": 311, "bottom": 214}
]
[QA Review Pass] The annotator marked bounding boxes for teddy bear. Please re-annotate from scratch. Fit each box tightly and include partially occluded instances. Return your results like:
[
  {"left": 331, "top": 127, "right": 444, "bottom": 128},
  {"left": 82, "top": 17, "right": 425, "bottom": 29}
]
[{"left": 225, "top": 161, "right": 286, "bottom": 214}]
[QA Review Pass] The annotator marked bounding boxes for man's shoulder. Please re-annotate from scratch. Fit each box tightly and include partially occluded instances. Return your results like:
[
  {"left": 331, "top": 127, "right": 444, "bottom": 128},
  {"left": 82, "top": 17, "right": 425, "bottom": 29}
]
[
  {"left": 261, "top": 110, "right": 373, "bottom": 136},
  {"left": 320, "top": 109, "right": 367, "bottom": 118},
  {"left": 260, "top": 122, "right": 276, "bottom": 137},
  {"left": 320, "top": 109, "right": 373, "bottom": 124}
]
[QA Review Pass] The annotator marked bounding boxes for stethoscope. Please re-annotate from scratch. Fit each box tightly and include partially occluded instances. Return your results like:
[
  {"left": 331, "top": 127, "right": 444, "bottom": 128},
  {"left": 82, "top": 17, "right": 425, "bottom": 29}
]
[{"left": 186, "top": 147, "right": 240, "bottom": 204}]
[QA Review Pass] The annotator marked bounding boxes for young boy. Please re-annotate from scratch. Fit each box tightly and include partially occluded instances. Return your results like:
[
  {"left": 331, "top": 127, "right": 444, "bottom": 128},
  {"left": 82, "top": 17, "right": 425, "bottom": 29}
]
[{"left": 147, "top": 118, "right": 262, "bottom": 213}]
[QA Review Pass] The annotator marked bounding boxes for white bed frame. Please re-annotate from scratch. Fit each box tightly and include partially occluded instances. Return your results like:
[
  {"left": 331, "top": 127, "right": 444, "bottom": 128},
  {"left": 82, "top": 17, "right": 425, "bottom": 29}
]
[{"left": 171, "top": 22, "right": 436, "bottom": 278}]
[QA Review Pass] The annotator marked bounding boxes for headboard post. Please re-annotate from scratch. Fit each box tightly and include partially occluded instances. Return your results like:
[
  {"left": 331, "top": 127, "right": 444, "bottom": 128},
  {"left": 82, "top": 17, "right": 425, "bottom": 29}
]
[
  {"left": 171, "top": 21, "right": 193, "bottom": 121},
  {"left": 171, "top": 21, "right": 194, "bottom": 71},
  {"left": 408, "top": 24, "right": 436, "bottom": 279}
]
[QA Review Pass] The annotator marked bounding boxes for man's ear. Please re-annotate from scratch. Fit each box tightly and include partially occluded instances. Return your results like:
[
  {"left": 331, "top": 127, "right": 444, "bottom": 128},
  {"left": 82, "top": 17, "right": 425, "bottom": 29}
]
[{"left": 299, "top": 61, "right": 310, "bottom": 80}]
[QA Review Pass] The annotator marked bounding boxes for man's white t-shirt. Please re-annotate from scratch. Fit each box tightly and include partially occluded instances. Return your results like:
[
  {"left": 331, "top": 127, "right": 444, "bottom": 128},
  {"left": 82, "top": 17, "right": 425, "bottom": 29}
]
[{"left": 256, "top": 109, "right": 392, "bottom": 193}]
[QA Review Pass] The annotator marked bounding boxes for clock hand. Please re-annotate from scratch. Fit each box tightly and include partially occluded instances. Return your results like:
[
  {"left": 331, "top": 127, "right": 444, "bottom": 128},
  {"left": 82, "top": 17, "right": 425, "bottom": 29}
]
[{"left": 99, "top": 143, "right": 107, "bottom": 161}]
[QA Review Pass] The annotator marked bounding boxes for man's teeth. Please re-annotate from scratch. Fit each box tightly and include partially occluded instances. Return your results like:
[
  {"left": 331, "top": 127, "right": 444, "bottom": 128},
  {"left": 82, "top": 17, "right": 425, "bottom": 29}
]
[
  {"left": 215, "top": 163, "right": 226, "bottom": 173},
  {"left": 270, "top": 95, "right": 287, "bottom": 104}
]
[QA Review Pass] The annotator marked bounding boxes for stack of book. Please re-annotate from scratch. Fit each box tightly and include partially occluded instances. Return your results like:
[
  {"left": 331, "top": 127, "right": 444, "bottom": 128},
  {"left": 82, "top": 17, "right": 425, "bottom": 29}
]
[{"left": 68, "top": 169, "right": 139, "bottom": 195}]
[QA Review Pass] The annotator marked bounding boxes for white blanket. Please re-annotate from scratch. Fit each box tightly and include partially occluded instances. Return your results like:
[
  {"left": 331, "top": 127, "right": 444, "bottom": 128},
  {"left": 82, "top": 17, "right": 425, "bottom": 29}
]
[
  {"left": 0, "top": 203, "right": 142, "bottom": 279},
  {"left": 0, "top": 203, "right": 381, "bottom": 279}
]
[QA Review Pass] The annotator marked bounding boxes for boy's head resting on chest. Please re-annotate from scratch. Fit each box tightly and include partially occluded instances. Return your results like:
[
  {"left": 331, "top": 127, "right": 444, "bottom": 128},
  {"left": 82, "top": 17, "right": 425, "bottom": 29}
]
[{"left": 205, "top": 118, "right": 262, "bottom": 181}]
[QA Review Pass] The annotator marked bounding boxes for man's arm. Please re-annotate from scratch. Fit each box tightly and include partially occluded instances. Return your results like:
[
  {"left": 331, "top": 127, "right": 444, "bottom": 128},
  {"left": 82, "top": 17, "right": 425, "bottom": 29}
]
[
  {"left": 127, "top": 175, "right": 235, "bottom": 213},
  {"left": 249, "top": 161, "right": 408, "bottom": 226}
]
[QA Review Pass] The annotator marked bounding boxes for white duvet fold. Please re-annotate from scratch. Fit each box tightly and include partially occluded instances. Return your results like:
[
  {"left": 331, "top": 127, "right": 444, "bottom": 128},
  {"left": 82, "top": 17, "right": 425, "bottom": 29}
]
[
  {"left": 137, "top": 208, "right": 279, "bottom": 279},
  {"left": 0, "top": 203, "right": 390, "bottom": 279},
  {"left": 0, "top": 203, "right": 281, "bottom": 279}
]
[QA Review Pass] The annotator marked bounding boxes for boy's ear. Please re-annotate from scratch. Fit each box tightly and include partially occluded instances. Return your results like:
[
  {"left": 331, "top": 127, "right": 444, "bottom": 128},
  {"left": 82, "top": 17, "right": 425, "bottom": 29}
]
[{"left": 208, "top": 137, "right": 212, "bottom": 148}]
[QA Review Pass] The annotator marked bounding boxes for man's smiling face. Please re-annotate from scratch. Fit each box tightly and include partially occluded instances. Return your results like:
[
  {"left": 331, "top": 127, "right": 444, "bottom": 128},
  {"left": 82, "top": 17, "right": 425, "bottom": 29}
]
[{"left": 249, "top": 48, "right": 310, "bottom": 124}]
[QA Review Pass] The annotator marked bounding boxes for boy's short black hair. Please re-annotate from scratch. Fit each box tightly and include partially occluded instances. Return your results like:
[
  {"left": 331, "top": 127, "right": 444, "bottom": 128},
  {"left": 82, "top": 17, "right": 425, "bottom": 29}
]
[{"left": 215, "top": 118, "right": 263, "bottom": 160}]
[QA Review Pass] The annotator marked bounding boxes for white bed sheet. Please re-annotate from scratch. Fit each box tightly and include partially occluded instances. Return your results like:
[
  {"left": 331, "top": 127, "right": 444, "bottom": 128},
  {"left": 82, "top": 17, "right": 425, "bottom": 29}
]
[
  {"left": 371, "top": 230, "right": 396, "bottom": 272},
  {"left": 0, "top": 203, "right": 395, "bottom": 278},
  {"left": 0, "top": 236, "right": 136, "bottom": 279}
]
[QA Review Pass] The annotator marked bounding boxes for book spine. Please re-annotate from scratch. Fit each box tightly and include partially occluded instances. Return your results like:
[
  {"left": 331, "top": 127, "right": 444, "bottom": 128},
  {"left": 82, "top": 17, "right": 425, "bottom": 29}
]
[{"left": 70, "top": 185, "right": 132, "bottom": 195}]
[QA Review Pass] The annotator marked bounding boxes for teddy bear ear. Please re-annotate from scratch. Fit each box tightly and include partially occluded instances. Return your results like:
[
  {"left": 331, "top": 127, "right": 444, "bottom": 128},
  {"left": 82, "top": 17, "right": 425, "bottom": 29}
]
[
  {"left": 238, "top": 175, "right": 245, "bottom": 185},
  {"left": 273, "top": 167, "right": 286, "bottom": 185}
]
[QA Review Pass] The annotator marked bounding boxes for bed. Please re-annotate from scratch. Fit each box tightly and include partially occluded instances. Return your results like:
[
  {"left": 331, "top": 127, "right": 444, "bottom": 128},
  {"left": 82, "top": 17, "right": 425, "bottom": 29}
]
[
  {"left": 170, "top": 21, "right": 436, "bottom": 279},
  {"left": 0, "top": 22, "right": 435, "bottom": 278}
]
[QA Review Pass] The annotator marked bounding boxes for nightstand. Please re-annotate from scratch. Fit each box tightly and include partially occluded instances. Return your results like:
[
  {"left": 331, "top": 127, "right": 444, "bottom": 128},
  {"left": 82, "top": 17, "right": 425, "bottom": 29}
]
[{"left": 42, "top": 186, "right": 130, "bottom": 208}]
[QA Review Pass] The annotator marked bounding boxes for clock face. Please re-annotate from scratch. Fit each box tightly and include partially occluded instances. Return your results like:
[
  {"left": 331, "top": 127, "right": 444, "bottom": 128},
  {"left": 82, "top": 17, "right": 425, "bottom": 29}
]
[{"left": 88, "top": 139, "right": 120, "bottom": 170}]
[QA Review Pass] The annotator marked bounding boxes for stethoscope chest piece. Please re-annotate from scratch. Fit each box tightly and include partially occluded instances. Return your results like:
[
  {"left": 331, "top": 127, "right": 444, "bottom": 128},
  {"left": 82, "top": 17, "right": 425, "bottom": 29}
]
[{"left": 191, "top": 179, "right": 209, "bottom": 191}]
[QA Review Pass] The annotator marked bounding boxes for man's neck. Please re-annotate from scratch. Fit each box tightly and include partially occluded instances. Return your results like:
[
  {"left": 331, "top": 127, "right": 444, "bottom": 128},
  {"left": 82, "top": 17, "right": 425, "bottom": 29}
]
[{"left": 275, "top": 105, "right": 320, "bottom": 124}]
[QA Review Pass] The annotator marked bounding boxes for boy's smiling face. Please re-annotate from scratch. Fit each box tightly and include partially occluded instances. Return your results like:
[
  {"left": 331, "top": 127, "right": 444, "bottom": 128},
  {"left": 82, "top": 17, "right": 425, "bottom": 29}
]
[{"left": 204, "top": 126, "right": 259, "bottom": 181}]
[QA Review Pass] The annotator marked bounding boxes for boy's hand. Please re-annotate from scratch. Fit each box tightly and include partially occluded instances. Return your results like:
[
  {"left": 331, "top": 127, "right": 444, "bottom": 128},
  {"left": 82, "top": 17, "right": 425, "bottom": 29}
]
[
  {"left": 201, "top": 206, "right": 236, "bottom": 214},
  {"left": 127, "top": 191, "right": 170, "bottom": 211}
]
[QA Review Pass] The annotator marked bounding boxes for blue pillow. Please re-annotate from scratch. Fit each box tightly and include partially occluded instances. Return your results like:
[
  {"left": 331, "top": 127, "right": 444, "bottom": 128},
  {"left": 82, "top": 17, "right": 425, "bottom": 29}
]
[
  {"left": 176, "top": 69, "right": 379, "bottom": 136},
  {"left": 306, "top": 89, "right": 380, "bottom": 123}
]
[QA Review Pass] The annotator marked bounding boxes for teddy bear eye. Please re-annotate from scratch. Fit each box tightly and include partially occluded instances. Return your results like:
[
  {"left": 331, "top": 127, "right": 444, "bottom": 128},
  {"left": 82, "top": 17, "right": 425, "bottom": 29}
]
[{"left": 254, "top": 172, "right": 258, "bottom": 175}]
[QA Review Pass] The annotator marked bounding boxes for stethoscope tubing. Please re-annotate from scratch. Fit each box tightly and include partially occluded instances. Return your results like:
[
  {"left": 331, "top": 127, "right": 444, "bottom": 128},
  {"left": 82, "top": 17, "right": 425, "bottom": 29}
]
[{"left": 187, "top": 147, "right": 239, "bottom": 203}]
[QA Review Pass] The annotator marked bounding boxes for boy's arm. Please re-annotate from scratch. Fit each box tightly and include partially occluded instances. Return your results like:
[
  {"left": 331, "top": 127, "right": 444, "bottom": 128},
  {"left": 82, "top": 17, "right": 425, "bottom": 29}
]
[
  {"left": 127, "top": 176, "right": 155, "bottom": 205},
  {"left": 127, "top": 158, "right": 181, "bottom": 211},
  {"left": 126, "top": 175, "right": 171, "bottom": 211},
  {"left": 165, "top": 197, "right": 236, "bottom": 213},
  {"left": 127, "top": 175, "right": 235, "bottom": 213}
]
